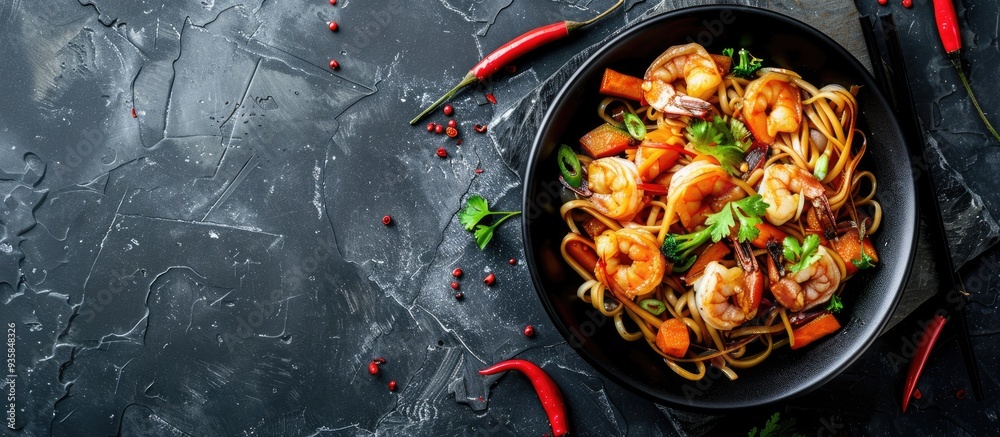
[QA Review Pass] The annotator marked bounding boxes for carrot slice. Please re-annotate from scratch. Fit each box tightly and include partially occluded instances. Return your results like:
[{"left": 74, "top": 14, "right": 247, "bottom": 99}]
[
  {"left": 710, "top": 54, "right": 732, "bottom": 76},
  {"left": 640, "top": 141, "right": 696, "bottom": 157},
  {"left": 830, "top": 235, "right": 879, "bottom": 275},
  {"left": 579, "top": 123, "right": 633, "bottom": 158},
  {"left": 750, "top": 222, "right": 788, "bottom": 249},
  {"left": 656, "top": 318, "right": 690, "bottom": 358},
  {"left": 791, "top": 312, "right": 841, "bottom": 350},
  {"left": 581, "top": 218, "right": 609, "bottom": 240},
  {"left": 565, "top": 240, "right": 598, "bottom": 272},
  {"left": 685, "top": 241, "right": 731, "bottom": 286},
  {"left": 599, "top": 68, "right": 644, "bottom": 102}
]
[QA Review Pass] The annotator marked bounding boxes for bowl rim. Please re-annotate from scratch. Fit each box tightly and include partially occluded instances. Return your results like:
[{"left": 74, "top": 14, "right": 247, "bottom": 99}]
[{"left": 521, "top": 4, "right": 917, "bottom": 410}]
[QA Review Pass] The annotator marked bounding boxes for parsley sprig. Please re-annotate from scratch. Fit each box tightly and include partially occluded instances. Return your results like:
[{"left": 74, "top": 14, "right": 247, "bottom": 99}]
[
  {"left": 747, "top": 412, "right": 806, "bottom": 437},
  {"left": 851, "top": 251, "right": 876, "bottom": 270},
  {"left": 723, "top": 47, "right": 764, "bottom": 79},
  {"left": 661, "top": 194, "right": 769, "bottom": 271},
  {"left": 826, "top": 294, "right": 843, "bottom": 313},
  {"left": 458, "top": 195, "right": 521, "bottom": 250},
  {"left": 685, "top": 116, "right": 754, "bottom": 175},
  {"left": 783, "top": 234, "right": 823, "bottom": 273}
]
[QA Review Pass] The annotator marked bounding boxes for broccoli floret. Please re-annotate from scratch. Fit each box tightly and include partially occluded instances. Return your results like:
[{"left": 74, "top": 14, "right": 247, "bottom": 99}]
[{"left": 661, "top": 226, "right": 715, "bottom": 272}]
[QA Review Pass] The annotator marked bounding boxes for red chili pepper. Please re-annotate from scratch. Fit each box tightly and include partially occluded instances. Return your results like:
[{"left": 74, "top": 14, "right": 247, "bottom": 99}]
[
  {"left": 933, "top": 0, "right": 960, "bottom": 54},
  {"left": 409, "top": 0, "right": 624, "bottom": 124},
  {"left": 901, "top": 314, "right": 947, "bottom": 412},
  {"left": 933, "top": 0, "right": 1000, "bottom": 143},
  {"left": 485, "top": 93, "right": 497, "bottom": 105},
  {"left": 637, "top": 183, "right": 669, "bottom": 196},
  {"left": 480, "top": 359, "right": 568, "bottom": 437}
]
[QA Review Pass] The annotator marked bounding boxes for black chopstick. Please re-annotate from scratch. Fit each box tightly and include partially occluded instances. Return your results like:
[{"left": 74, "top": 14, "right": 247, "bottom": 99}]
[{"left": 859, "top": 13, "right": 984, "bottom": 401}]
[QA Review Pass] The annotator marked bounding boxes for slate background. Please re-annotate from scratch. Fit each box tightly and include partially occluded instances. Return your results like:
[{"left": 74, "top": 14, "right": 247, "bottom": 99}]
[{"left": 0, "top": 0, "right": 997, "bottom": 435}]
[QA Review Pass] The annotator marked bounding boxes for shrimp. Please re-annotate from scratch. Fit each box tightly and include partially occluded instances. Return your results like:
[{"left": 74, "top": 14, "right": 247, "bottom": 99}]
[
  {"left": 587, "top": 157, "right": 644, "bottom": 221},
  {"left": 667, "top": 160, "right": 742, "bottom": 229},
  {"left": 693, "top": 242, "right": 763, "bottom": 330},
  {"left": 766, "top": 244, "right": 841, "bottom": 312},
  {"left": 595, "top": 228, "right": 666, "bottom": 299},
  {"left": 742, "top": 72, "right": 802, "bottom": 144},
  {"left": 758, "top": 164, "right": 835, "bottom": 227},
  {"left": 642, "top": 43, "right": 721, "bottom": 117}
]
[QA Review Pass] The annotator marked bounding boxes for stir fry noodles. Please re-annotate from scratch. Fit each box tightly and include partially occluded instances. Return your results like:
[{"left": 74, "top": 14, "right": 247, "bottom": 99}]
[{"left": 556, "top": 43, "right": 880, "bottom": 381}]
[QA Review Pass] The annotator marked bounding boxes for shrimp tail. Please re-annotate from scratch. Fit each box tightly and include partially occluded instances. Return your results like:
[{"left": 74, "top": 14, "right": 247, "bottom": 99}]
[
  {"left": 765, "top": 238, "right": 785, "bottom": 279},
  {"left": 814, "top": 195, "right": 837, "bottom": 241},
  {"left": 670, "top": 94, "right": 713, "bottom": 117},
  {"left": 742, "top": 143, "right": 769, "bottom": 180},
  {"left": 733, "top": 240, "right": 762, "bottom": 315}
]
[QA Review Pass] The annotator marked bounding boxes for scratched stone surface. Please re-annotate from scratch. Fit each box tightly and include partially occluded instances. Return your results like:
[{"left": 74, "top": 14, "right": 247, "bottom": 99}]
[{"left": 1, "top": 0, "right": 998, "bottom": 436}]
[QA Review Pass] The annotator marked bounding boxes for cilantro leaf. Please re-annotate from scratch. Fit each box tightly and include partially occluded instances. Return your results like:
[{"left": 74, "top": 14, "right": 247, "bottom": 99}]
[
  {"left": 732, "top": 195, "right": 768, "bottom": 242},
  {"left": 732, "top": 48, "right": 764, "bottom": 79},
  {"left": 686, "top": 116, "right": 752, "bottom": 175},
  {"left": 458, "top": 195, "right": 521, "bottom": 250},
  {"left": 459, "top": 195, "right": 490, "bottom": 231},
  {"left": 783, "top": 234, "right": 823, "bottom": 273},
  {"left": 748, "top": 412, "right": 805, "bottom": 437},
  {"left": 705, "top": 206, "right": 736, "bottom": 242},
  {"left": 851, "top": 251, "right": 876, "bottom": 270},
  {"left": 662, "top": 196, "right": 768, "bottom": 271},
  {"left": 473, "top": 224, "right": 494, "bottom": 250},
  {"left": 826, "top": 294, "right": 844, "bottom": 313}
]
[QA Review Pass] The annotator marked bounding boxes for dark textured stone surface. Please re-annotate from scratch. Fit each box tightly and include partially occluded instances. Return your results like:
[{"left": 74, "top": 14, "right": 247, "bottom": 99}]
[{"left": 0, "top": 0, "right": 997, "bottom": 435}]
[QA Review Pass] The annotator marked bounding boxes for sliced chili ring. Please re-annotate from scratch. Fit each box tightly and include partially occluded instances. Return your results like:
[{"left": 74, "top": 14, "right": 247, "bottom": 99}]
[
  {"left": 639, "top": 298, "right": 666, "bottom": 315},
  {"left": 637, "top": 183, "right": 668, "bottom": 196},
  {"left": 623, "top": 113, "right": 647, "bottom": 141},
  {"left": 557, "top": 144, "right": 583, "bottom": 188}
]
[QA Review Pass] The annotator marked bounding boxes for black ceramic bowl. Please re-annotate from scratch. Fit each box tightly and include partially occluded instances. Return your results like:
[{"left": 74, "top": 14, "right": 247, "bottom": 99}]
[{"left": 522, "top": 6, "right": 916, "bottom": 410}]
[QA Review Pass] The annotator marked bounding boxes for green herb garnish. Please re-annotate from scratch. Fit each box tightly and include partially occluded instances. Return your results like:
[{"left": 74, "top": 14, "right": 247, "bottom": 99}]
[
  {"left": 458, "top": 195, "right": 521, "bottom": 250},
  {"left": 660, "top": 194, "right": 769, "bottom": 271},
  {"left": 783, "top": 234, "right": 822, "bottom": 273},
  {"left": 685, "top": 116, "right": 753, "bottom": 175}
]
